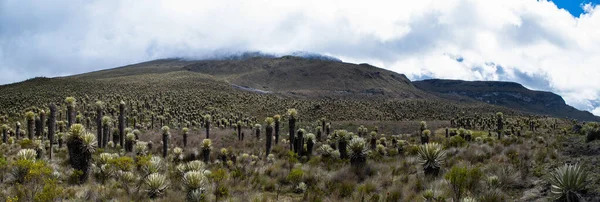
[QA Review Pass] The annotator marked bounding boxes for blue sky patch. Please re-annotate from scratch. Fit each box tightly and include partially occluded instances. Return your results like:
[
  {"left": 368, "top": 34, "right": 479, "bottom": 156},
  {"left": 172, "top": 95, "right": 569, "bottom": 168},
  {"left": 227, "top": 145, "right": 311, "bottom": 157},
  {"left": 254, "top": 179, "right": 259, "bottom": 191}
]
[{"left": 552, "top": 0, "right": 599, "bottom": 16}]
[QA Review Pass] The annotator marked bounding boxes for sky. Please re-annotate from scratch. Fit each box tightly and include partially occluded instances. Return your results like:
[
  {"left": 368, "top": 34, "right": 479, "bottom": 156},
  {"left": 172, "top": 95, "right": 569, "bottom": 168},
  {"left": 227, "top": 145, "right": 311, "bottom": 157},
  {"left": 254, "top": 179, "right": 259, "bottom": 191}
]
[{"left": 1, "top": 0, "right": 600, "bottom": 116}]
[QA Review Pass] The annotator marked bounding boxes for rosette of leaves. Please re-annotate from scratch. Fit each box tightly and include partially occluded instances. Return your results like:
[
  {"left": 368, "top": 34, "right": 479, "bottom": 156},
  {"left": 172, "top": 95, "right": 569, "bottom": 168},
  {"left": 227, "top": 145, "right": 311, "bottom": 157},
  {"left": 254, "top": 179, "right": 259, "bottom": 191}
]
[{"left": 66, "top": 124, "right": 97, "bottom": 183}]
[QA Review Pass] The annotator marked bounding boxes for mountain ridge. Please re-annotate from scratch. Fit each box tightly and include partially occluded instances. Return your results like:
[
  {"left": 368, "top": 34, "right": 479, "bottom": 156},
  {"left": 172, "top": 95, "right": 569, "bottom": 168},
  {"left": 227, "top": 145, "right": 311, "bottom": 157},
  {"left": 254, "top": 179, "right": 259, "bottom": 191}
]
[{"left": 2, "top": 55, "right": 597, "bottom": 121}]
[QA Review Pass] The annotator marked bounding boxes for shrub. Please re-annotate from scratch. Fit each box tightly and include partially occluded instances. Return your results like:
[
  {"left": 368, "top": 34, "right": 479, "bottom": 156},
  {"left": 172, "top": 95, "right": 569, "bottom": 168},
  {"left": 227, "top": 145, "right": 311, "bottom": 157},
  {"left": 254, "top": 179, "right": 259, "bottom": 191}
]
[
  {"left": 446, "top": 135, "right": 467, "bottom": 148},
  {"left": 444, "top": 165, "right": 483, "bottom": 201},
  {"left": 287, "top": 168, "right": 304, "bottom": 185},
  {"left": 548, "top": 163, "right": 589, "bottom": 202}
]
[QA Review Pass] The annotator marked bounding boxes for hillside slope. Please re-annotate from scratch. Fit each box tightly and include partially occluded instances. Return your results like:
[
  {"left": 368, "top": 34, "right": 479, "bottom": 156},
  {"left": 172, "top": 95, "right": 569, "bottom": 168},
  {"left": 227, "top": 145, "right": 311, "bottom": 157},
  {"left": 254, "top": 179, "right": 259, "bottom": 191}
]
[
  {"left": 0, "top": 57, "right": 524, "bottom": 122},
  {"left": 182, "top": 56, "right": 427, "bottom": 98},
  {"left": 413, "top": 79, "right": 599, "bottom": 121}
]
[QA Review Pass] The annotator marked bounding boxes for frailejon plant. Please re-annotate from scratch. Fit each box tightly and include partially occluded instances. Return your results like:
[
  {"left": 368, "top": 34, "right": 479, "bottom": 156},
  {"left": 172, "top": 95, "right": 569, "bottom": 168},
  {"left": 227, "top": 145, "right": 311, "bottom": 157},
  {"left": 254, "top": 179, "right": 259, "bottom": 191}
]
[
  {"left": 66, "top": 124, "right": 96, "bottom": 183},
  {"left": 201, "top": 139, "right": 212, "bottom": 163},
  {"left": 65, "top": 97, "right": 76, "bottom": 128},
  {"left": 254, "top": 124, "right": 261, "bottom": 140},
  {"left": 162, "top": 126, "right": 170, "bottom": 158},
  {"left": 95, "top": 101, "right": 104, "bottom": 148},
  {"left": 295, "top": 128, "right": 305, "bottom": 155},
  {"left": 182, "top": 171, "right": 208, "bottom": 201},
  {"left": 548, "top": 163, "right": 590, "bottom": 202},
  {"left": 305, "top": 133, "right": 315, "bottom": 157},
  {"left": 182, "top": 127, "right": 189, "bottom": 147},
  {"left": 348, "top": 136, "right": 367, "bottom": 170},
  {"left": 25, "top": 111, "right": 35, "bottom": 139},
  {"left": 337, "top": 130, "right": 350, "bottom": 159},
  {"left": 145, "top": 173, "right": 168, "bottom": 199},
  {"left": 265, "top": 117, "right": 274, "bottom": 156},
  {"left": 204, "top": 114, "right": 211, "bottom": 139},
  {"left": 125, "top": 133, "right": 135, "bottom": 152},
  {"left": 274, "top": 115, "right": 281, "bottom": 144},
  {"left": 102, "top": 116, "right": 112, "bottom": 148},
  {"left": 417, "top": 142, "right": 446, "bottom": 176},
  {"left": 496, "top": 112, "right": 504, "bottom": 139},
  {"left": 288, "top": 109, "right": 297, "bottom": 151},
  {"left": 119, "top": 101, "right": 126, "bottom": 146}
]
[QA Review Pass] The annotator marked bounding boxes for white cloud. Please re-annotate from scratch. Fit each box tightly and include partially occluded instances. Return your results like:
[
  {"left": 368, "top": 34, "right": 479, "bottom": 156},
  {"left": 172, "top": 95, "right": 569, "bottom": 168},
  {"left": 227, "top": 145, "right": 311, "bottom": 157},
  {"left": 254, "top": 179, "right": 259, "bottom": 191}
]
[{"left": 1, "top": 0, "right": 600, "bottom": 114}]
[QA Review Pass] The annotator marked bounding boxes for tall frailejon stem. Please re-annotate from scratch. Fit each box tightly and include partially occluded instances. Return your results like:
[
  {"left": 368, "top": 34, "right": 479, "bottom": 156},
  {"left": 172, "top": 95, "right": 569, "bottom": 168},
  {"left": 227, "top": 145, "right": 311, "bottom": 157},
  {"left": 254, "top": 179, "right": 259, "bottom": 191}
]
[
  {"left": 295, "top": 129, "right": 304, "bottom": 155},
  {"left": 204, "top": 114, "right": 211, "bottom": 139},
  {"left": 265, "top": 117, "right": 274, "bottom": 156},
  {"left": 274, "top": 115, "right": 281, "bottom": 144},
  {"left": 65, "top": 97, "right": 76, "bottom": 128},
  {"left": 66, "top": 124, "right": 96, "bottom": 183},
  {"left": 496, "top": 112, "right": 504, "bottom": 139},
  {"left": 39, "top": 110, "right": 45, "bottom": 138},
  {"left": 237, "top": 121, "right": 242, "bottom": 141},
  {"left": 48, "top": 104, "right": 57, "bottom": 159},
  {"left": 1, "top": 125, "right": 7, "bottom": 143},
  {"left": 15, "top": 122, "right": 20, "bottom": 139},
  {"left": 182, "top": 127, "right": 189, "bottom": 147},
  {"left": 96, "top": 101, "right": 104, "bottom": 148},
  {"left": 162, "top": 126, "right": 170, "bottom": 158},
  {"left": 119, "top": 101, "right": 125, "bottom": 147},
  {"left": 102, "top": 116, "right": 111, "bottom": 148},
  {"left": 287, "top": 109, "right": 297, "bottom": 151},
  {"left": 25, "top": 111, "right": 35, "bottom": 139},
  {"left": 254, "top": 124, "right": 261, "bottom": 140}
]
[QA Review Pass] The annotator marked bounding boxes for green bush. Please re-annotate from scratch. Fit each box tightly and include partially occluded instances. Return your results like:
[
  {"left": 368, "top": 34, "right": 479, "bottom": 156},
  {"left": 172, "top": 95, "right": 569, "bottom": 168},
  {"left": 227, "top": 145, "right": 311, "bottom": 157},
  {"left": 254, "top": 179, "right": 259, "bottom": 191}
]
[
  {"left": 446, "top": 135, "right": 467, "bottom": 148},
  {"left": 287, "top": 168, "right": 304, "bottom": 184},
  {"left": 444, "top": 165, "right": 483, "bottom": 201}
]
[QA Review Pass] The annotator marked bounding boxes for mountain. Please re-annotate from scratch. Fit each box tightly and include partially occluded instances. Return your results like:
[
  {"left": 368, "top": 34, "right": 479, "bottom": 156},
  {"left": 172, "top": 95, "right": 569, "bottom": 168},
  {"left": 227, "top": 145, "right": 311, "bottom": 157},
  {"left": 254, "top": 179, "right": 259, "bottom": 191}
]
[
  {"left": 2, "top": 55, "right": 595, "bottom": 122},
  {"left": 413, "top": 79, "right": 599, "bottom": 121}
]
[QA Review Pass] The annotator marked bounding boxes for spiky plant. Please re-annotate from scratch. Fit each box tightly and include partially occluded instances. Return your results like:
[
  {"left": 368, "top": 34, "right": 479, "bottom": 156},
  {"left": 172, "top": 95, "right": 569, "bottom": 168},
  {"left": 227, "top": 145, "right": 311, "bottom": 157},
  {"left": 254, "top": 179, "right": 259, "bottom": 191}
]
[
  {"left": 12, "top": 149, "right": 37, "bottom": 183},
  {"left": 204, "top": 114, "right": 211, "bottom": 139},
  {"left": 236, "top": 121, "right": 244, "bottom": 141},
  {"left": 144, "top": 173, "right": 168, "bottom": 199},
  {"left": 305, "top": 133, "right": 316, "bottom": 157},
  {"left": 187, "top": 160, "right": 207, "bottom": 172},
  {"left": 173, "top": 147, "right": 184, "bottom": 162},
  {"left": 15, "top": 122, "right": 20, "bottom": 139},
  {"left": 295, "top": 128, "right": 305, "bottom": 155},
  {"left": 95, "top": 101, "right": 104, "bottom": 148},
  {"left": 254, "top": 124, "right": 261, "bottom": 140},
  {"left": 115, "top": 101, "right": 124, "bottom": 147},
  {"left": 288, "top": 109, "right": 297, "bottom": 151},
  {"left": 135, "top": 141, "right": 148, "bottom": 156},
  {"left": 143, "top": 156, "right": 164, "bottom": 175},
  {"left": 496, "top": 112, "right": 504, "bottom": 139},
  {"left": 369, "top": 131, "right": 377, "bottom": 150},
  {"left": 125, "top": 133, "right": 135, "bottom": 152},
  {"left": 548, "top": 163, "right": 590, "bottom": 202},
  {"left": 348, "top": 137, "right": 367, "bottom": 169},
  {"left": 48, "top": 104, "right": 56, "bottom": 154},
  {"left": 417, "top": 142, "right": 446, "bottom": 176},
  {"left": 182, "top": 127, "right": 189, "bottom": 147},
  {"left": 420, "top": 121, "right": 427, "bottom": 133},
  {"left": 66, "top": 124, "right": 96, "bottom": 183},
  {"left": 201, "top": 139, "right": 212, "bottom": 163},
  {"left": 38, "top": 110, "right": 45, "bottom": 138},
  {"left": 25, "top": 111, "right": 35, "bottom": 139},
  {"left": 65, "top": 97, "right": 76, "bottom": 128},
  {"left": 273, "top": 115, "right": 281, "bottom": 144},
  {"left": 102, "top": 116, "right": 111, "bottom": 148},
  {"left": 182, "top": 171, "right": 208, "bottom": 201},
  {"left": 421, "top": 129, "right": 431, "bottom": 144},
  {"left": 265, "top": 117, "right": 274, "bottom": 156},
  {"left": 1, "top": 124, "right": 8, "bottom": 143},
  {"left": 337, "top": 130, "right": 350, "bottom": 159},
  {"left": 162, "top": 126, "right": 170, "bottom": 158}
]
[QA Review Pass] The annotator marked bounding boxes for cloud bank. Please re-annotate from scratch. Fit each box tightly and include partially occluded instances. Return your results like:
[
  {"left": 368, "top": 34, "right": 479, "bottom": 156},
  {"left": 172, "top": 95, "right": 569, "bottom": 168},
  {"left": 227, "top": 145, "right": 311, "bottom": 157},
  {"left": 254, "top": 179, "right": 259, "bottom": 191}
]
[{"left": 1, "top": 0, "right": 600, "bottom": 115}]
